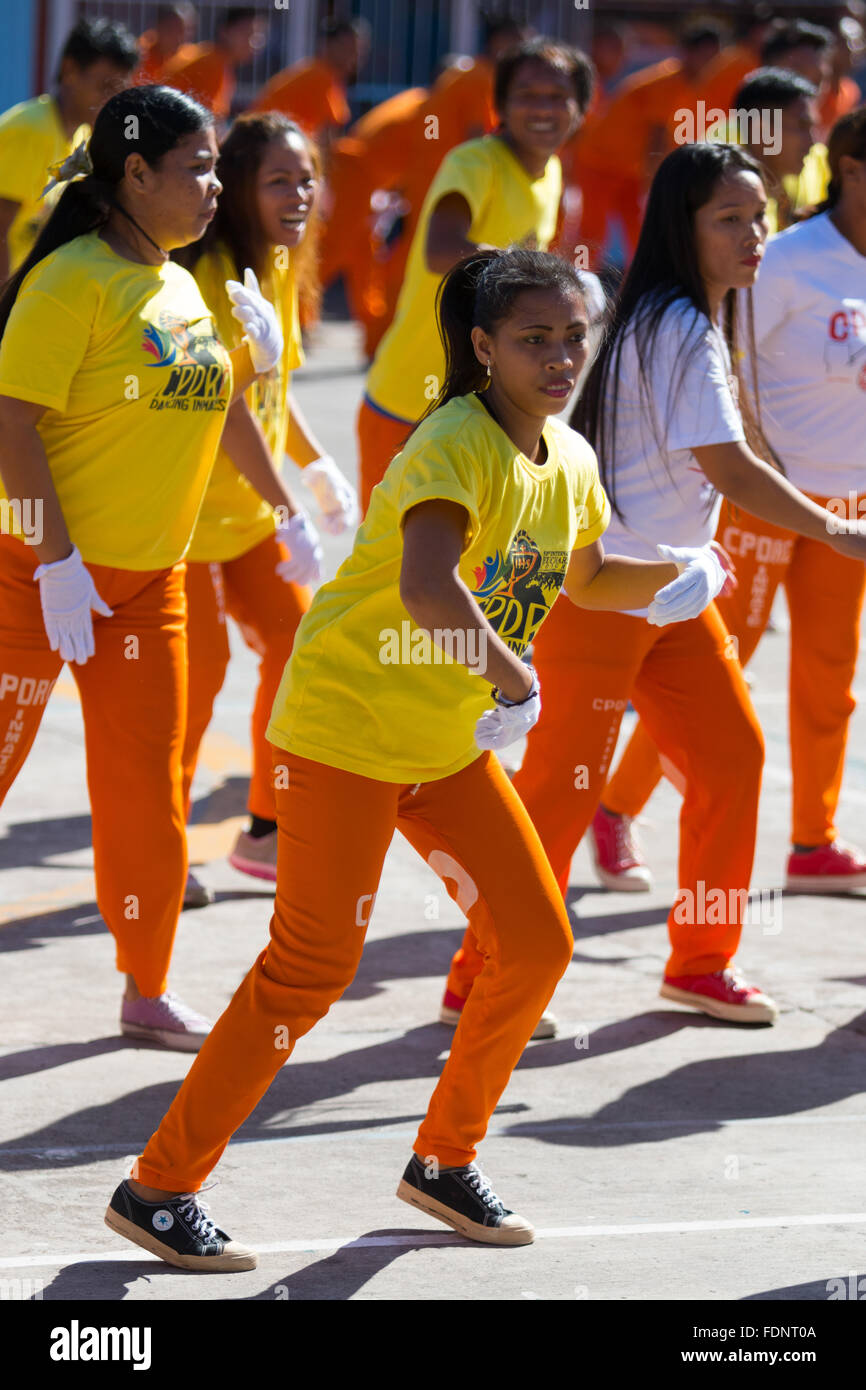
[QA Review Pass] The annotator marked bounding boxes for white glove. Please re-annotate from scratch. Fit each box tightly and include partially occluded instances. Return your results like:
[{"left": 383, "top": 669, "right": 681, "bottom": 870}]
[
  {"left": 275, "top": 512, "right": 323, "bottom": 585},
  {"left": 225, "top": 268, "right": 283, "bottom": 373},
  {"left": 301, "top": 455, "right": 359, "bottom": 535},
  {"left": 475, "top": 668, "right": 541, "bottom": 751},
  {"left": 33, "top": 545, "right": 113, "bottom": 665},
  {"left": 647, "top": 543, "right": 726, "bottom": 626}
]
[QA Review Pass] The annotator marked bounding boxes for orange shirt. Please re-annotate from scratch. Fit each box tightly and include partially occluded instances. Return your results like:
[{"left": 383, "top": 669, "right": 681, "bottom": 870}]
[
  {"left": 352, "top": 88, "right": 428, "bottom": 189},
  {"left": 818, "top": 77, "right": 862, "bottom": 138},
  {"left": 580, "top": 59, "right": 701, "bottom": 183},
  {"left": 700, "top": 44, "right": 762, "bottom": 111},
  {"left": 251, "top": 58, "right": 349, "bottom": 135},
  {"left": 161, "top": 43, "right": 234, "bottom": 119},
  {"left": 428, "top": 58, "right": 498, "bottom": 149},
  {"left": 134, "top": 31, "right": 197, "bottom": 85}
]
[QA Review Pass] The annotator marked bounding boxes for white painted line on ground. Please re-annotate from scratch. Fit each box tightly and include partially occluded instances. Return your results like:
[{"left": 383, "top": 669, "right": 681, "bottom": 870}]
[{"left": 2, "top": 1211, "right": 866, "bottom": 1270}]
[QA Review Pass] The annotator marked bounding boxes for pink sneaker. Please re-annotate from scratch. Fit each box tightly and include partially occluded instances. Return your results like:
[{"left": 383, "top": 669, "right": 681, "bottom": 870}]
[
  {"left": 228, "top": 828, "right": 277, "bottom": 883},
  {"left": 120, "top": 992, "right": 212, "bottom": 1051},
  {"left": 785, "top": 840, "right": 866, "bottom": 893},
  {"left": 589, "top": 805, "right": 652, "bottom": 892},
  {"left": 438, "top": 989, "right": 558, "bottom": 1040},
  {"left": 660, "top": 968, "right": 779, "bottom": 1024}
]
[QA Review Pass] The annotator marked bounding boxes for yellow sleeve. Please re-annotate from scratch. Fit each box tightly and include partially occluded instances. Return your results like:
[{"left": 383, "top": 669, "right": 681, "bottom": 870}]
[
  {"left": 394, "top": 426, "right": 485, "bottom": 546},
  {"left": 424, "top": 140, "right": 497, "bottom": 229},
  {"left": 0, "top": 282, "right": 93, "bottom": 412},
  {"left": 192, "top": 248, "right": 240, "bottom": 351},
  {"left": 573, "top": 456, "right": 611, "bottom": 550},
  {"left": 0, "top": 115, "right": 41, "bottom": 205}
]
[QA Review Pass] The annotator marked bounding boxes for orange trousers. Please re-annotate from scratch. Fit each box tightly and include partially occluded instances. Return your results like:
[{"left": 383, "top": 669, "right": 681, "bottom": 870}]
[
  {"left": 134, "top": 749, "right": 574, "bottom": 1189},
  {"left": 604, "top": 499, "right": 866, "bottom": 847},
  {"left": 182, "top": 533, "right": 310, "bottom": 822},
  {"left": 446, "top": 597, "right": 764, "bottom": 998},
  {"left": 357, "top": 396, "right": 413, "bottom": 516},
  {"left": 0, "top": 535, "right": 187, "bottom": 997}
]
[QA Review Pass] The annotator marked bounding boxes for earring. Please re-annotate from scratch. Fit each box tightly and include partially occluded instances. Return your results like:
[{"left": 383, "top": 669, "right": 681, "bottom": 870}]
[{"left": 486, "top": 361, "right": 491, "bottom": 377}]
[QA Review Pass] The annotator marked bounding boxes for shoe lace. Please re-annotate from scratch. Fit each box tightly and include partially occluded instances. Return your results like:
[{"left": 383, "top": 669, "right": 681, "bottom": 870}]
[
  {"left": 465, "top": 1165, "right": 503, "bottom": 1211},
  {"left": 613, "top": 814, "right": 642, "bottom": 862},
  {"left": 175, "top": 1188, "right": 219, "bottom": 1243},
  {"left": 716, "top": 968, "right": 749, "bottom": 992},
  {"left": 152, "top": 992, "right": 205, "bottom": 1026}
]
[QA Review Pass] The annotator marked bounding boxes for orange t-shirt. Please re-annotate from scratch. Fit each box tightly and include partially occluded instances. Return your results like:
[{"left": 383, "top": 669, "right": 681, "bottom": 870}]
[
  {"left": 251, "top": 58, "right": 349, "bottom": 135},
  {"left": 818, "top": 77, "right": 862, "bottom": 138},
  {"left": 352, "top": 86, "right": 427, "bottom": 185},
  {"left": 134, "top": 32, "right": 197, "bottom": 85},
  {"left": 161, "top": 43, "right": 234, "bottom": 119},
  {"left": 700, "top": 44, "right": 762, "bottom": 111},
  {"left": 429, "top": 58, "right": 498, "bottom": 150},
  {"left": 579, "top": 59, "right": 694, "bottom": 182}
]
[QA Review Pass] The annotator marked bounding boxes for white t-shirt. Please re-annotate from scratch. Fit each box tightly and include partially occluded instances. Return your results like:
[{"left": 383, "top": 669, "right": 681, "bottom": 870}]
[
  {"left": 597, "top": 297, "right": 744, "bottom": 612},
  {"left": 752, "top": 212, "right": 866, "bottom": 496}
]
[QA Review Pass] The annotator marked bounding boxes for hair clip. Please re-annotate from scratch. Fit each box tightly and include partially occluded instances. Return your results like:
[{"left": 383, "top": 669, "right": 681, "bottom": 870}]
[{"left": 41, "top": 138, "right": 94, "bottom": 199}]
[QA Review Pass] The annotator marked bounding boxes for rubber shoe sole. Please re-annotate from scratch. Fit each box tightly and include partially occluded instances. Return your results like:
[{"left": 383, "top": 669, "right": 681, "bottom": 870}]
[
  {"left": 438, "top": 1004, "right": 558, "bottom": 1040},
  {"left": 104, "top": 1206, "right": 258, "bottom": 1272},
  {"left": 659, "top": 980, "right": 779, "bottom": 1025},
  {"left": 396, "top": 1179, "right": 534, "bottom": 1246},
  {"left": 785, "top": 871, "right": 866, "bottom": 893},
  {"left": 228, "top": 851, "right": 277, "bottom": 883},
  {"left": 119, "top": 1021, "right": 207, "bottom": 1052}
]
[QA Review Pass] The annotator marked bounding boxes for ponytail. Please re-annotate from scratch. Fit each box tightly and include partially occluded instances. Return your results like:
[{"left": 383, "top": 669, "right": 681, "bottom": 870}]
[
  {"left": 0, "top": 177, "right": 113, "bottom": 339},
  {"left": 0, "top": 84, "right": 211, "bottom": 342},
  {"left": 414, "top": 244, "right": 589, "bottom": 432},
  {"left": 428, "top": 248, "right": 500, "bottom": 416}
]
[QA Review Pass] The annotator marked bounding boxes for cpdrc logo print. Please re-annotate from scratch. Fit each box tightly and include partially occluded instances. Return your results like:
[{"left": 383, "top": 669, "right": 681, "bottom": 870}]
[
  {"left": 143, "top": 312, "right": 229, "bottom": 412},
  {"left": 472, "top": 528, "right": 568, "bottom": 654}
]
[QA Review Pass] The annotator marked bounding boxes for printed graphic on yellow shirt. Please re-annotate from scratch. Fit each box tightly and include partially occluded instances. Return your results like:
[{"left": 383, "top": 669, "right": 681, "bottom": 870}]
[
  {"left": 143, "top": 313, "right": 229, "bottom": 411},
  {"left": 472, "top": 529, "right": 569, "bottom": 653}
]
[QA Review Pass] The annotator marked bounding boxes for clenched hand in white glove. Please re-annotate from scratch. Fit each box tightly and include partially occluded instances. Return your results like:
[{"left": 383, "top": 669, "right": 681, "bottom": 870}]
[
  {"left": 33, "top": 545, "right": 113, "bottom": 665},
  {"left": 225, "top": 268, "right": 283, "bottom": 374},
  {"left": 646, "top": 543, "right": 726, "bottom": 626},
  {"left": 302, "top": 455, "right": 359, "bottom": 535},
  {"left": 275, "top": 512, "right": 323, "bottom": 585},
  {"left": 475, "top": 667, "right": 541, "bottom": 751}
]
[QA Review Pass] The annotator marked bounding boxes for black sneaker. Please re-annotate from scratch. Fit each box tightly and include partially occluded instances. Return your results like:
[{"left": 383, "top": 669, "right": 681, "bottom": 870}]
[
  {"left": 396, "top": 1153, "right": 534, "bottom": 1245},
  {"left": 104, "top": 1180, "right": 257, "bottom": 1272}
]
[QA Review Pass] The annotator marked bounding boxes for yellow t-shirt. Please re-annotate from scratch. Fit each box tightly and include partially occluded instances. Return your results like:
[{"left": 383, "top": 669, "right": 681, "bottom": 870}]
[
  {"left": 365, "top": 137, "right": 563, "bottom": 424},
  {"left": 267, "top": 392, "right": 610, "bottom": 783},
  {"left": 187, "top": 243, "right": 304, "bottom": 562},
  {"left": 0, "top": 232, "right": 233, "bottom": 568},
  {"left": 0, "top": 94, "right": 89, "bottom": 271}
]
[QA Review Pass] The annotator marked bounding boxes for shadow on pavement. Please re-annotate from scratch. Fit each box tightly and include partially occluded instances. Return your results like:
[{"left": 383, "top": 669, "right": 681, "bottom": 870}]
[
  {"left": 247, "top": 1229, "right": 475, "bottom": 1301},
  {"left": 742, "top": 1278, "right": 839, "bottom": 1300},
  {"left": 0, "top": 901, "right": 105, "bottom": 954},
  {"left": 0, "top": 1025, "right": 528, "bottom": 1170},
  {"left": 503, "top": 1008, "right": 866, "bottom": 1147}
]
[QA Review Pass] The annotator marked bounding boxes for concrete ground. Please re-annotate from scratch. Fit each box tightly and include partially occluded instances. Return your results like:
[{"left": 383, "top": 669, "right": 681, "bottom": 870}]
[{"left": 1, "top": 320, "right": 865, "bottom": 1312}]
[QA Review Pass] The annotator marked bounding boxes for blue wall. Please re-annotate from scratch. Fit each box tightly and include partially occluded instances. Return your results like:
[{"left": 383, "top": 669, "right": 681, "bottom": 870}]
[{"left": 0, "top": 0, "right": 36, "bottom": 111}]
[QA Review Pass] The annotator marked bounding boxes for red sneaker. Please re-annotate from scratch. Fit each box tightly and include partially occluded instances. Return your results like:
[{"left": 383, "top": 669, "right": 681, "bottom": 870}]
[
  {"left": 660, "top": 968, "right": 779, "bottom": 1024},
  {"left": 785, "top": 841, "right": 866, "bottom": 893},
  {"left": 439, "top": 989, "right": 558, "bottom": 1040},
  {"left": 589, "top": 805, "right": 652, "bottom": 892}
]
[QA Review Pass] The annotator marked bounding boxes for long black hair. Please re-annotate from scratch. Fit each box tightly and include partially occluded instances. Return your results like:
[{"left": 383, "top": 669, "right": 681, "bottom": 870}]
[
  {"left": 176, "top": 111, "right": 323, "bottom": 319},
  {"left": 415, "top": 245, "right": 592, "bottom": 430},
  {"left": 573, "top": 142, "right": 773, "bottom": 520},
  {"left": 0, "top": 85, "right": 212, "bottom": 341}
]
